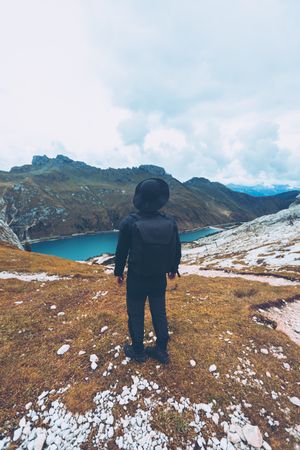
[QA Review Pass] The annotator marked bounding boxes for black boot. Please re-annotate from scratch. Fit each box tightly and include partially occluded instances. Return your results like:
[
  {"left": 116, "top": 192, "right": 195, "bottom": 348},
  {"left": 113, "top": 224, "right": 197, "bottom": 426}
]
[
  {"left": 123, "top": 344, "right": 148, "bottom": 363},
  {"left": 145, "top": 346, "right": 169, "bottom": 364}
]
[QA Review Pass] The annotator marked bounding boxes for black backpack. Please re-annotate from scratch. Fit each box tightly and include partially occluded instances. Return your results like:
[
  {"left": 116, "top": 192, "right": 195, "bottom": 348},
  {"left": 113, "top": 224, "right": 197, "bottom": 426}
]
[{"left": 129, "top": 212, "right": 177, "bottom": 276}]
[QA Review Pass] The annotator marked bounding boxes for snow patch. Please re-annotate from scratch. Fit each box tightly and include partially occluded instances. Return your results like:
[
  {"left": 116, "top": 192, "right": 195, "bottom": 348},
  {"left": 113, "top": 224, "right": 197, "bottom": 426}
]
[{"left": 0, "top": 271, "right": 68, "bottom": 282}]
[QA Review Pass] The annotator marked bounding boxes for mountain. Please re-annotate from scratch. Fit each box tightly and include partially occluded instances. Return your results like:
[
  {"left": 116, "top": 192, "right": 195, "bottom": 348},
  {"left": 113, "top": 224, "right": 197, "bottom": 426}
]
[
  {"left": 227, "top": 183, "right": 300, "bottom": 196},
  {"left": 0, "top": 155, "right": 298, "bottom": 242},
  {"left": 184, "top": 177, "right": 299, "bottom": 224}
]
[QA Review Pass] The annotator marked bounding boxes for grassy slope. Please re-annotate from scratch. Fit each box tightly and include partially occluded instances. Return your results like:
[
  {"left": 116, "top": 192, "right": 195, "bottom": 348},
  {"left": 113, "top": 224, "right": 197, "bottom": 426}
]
[{"left": 0, "top": 244, "right": 300, "bottom": 449}]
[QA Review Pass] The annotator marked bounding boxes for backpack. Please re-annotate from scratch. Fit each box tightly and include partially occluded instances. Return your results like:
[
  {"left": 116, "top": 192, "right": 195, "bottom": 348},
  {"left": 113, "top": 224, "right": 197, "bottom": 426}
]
[{"left": 129, "top": 212, "right": 177, "bottom": 276}]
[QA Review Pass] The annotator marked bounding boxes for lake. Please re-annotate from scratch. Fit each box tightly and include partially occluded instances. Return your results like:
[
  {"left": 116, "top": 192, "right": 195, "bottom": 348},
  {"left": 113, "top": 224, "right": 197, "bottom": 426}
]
[{"left": 31, "top": 226, "right": 222, "bottom": 261}]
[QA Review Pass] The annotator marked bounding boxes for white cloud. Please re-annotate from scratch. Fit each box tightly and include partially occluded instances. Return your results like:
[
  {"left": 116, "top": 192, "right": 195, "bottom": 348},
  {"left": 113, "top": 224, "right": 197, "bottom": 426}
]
[{"left": 0, "top": 0, "right": 299, "bottom": 185}]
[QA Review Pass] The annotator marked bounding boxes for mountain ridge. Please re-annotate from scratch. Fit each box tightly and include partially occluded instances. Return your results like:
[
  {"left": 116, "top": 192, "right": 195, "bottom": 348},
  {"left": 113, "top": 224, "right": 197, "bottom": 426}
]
[
  {"left": 227, "top": 183, "right": 300, "bottom": 196},
  {"left": 0, "top": 155, "right": 298, "bottom": 242}
]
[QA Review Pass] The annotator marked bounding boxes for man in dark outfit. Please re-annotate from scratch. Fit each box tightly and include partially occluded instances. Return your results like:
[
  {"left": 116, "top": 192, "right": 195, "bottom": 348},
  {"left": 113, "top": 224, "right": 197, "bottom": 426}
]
[{"left": 114, "top": 178, "right": 181, "bottom": 364}]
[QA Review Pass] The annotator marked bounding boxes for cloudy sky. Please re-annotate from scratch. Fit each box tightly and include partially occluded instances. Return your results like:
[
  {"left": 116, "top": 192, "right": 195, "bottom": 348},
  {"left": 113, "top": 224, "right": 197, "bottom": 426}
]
[{"left": 0, "top": 0, "right": 299, "bottom": 185}]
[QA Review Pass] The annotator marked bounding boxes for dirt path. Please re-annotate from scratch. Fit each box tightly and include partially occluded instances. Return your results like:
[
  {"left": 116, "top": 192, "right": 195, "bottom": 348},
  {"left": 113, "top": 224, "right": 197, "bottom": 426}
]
[
  {"left": 180, "top": 264, "right": 299, "bottom": 286},
  {"left": 262, "top": 300, "right": 300, "bottom": 347}
]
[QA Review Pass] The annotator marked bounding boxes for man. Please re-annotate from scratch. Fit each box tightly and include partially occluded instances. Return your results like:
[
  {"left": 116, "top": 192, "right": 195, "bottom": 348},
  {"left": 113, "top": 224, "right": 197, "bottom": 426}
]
[{"left": 114, "top": 178, "right": 181, "bottom": 364}]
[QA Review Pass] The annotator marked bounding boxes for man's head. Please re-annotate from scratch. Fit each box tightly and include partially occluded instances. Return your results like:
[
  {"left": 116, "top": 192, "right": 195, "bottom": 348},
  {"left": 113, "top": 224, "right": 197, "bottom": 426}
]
[{"left": 133, "top": 178, "right": 170, "bottom": 212}]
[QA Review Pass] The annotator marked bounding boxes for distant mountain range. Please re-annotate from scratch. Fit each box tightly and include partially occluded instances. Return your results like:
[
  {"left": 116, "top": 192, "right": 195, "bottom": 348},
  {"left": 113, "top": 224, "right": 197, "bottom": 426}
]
[
  {"left": 0, "top": 155, "right": 299, "bottom": 242},
  {"left": 227, "top": 183, "right": 300, "bottom": 196}
]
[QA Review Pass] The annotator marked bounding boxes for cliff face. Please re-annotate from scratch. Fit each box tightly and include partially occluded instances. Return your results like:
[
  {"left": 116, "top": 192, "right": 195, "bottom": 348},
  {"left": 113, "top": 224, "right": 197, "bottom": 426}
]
[
  {"left": 0, "top": 155, "right": 298, "bottom": 241},
  {"left": 0, "top": 219, "right": 23, "bottom": 249}
]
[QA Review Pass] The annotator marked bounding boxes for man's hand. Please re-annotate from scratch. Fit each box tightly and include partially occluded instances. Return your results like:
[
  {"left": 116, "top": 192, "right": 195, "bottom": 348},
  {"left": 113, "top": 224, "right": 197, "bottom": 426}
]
[
  {"left": 117, "top": 275, "right": 124, "bottom": 285},
  {"left": 168, "top": 272, "right": 176, "bottom": 280}
]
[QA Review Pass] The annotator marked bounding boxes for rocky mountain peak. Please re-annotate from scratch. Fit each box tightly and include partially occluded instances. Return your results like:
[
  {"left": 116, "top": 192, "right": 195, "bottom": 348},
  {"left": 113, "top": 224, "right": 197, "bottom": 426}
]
[
  {"left": 32, "top": 154, "right": 74, "bottom": 166},
  {"left": 32, "top": 155, "right": 50, "bottom": 166},
  {"left": 138, "top": 164, "right": 166, "bottom": 176},
  {"left": 185, "top": 177, "right": 211, "bottom": 185}
]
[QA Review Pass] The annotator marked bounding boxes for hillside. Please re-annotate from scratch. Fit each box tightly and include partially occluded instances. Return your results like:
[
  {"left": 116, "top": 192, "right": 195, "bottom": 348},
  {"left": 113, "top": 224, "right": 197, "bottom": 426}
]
[
  {"left": 184, "top": 178, "right": 299, "bottom": 225},
  {"left": 182, "top": 196, "right": 300, "bottom": 281},
  {"left": 0, "top": 155, "right": 298, "bottom": 242},
  {"left": 1, "top": 208, "right": 300, "bottom": 449}
]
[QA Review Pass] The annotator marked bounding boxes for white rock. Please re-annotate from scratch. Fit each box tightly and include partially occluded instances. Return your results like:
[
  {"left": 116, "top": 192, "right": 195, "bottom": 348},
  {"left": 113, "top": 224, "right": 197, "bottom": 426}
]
[
  {"left": 100, "top": 326, "right": 108, "bottom": 333},
  {"left": 78, "top": 350, "right": 86, "bottom": 356},
  {"left": 262, "top": 441, "right": 272, "bottom": 450},
  {"left": 13, "top": 428, "right": 22, "bottom": 441},
  {"left": 209, "top": 364, "right": 217, "bottom": 372},
  {"left": 57, "top": 344, "right": 70, "bottom": 355},
  {"left": 190, "top": 359, "right": 196, "bottom": 367},
  {"left": 289, "top": 396, "right": 300, "bottom": 407},
  {"left": 212, "top": 413, "right": 219, "bottom": 424},
  {"left": 57, "top": 312, "right": 65, "bottom": 316},
  {"left": 242, "top": 424, "right": 263, "bottom": 448},
  {"left": 91, "top": 362, "right": 98, "bottom": 370},
  {"left": 89, "top": 354, "right": 99, "bottom": 363},
  {"left": 228, "top": 432, "right": 240, "bottom": 444},
  {"left": 19, "top": 416, "right": 26, "bottom": 428},
  {"left": 38, "top": 391, "right": 49, "bottom": 400},
  {"left": 220, "top": 437, "right": 229, "bottom": 450},
  {"left": 34, "top": 432, "right": 47, "bottom": 450},
  {"left": 50, "top": 305, "right": 57, "bottom": 310},
  {"left": 0, "top": 438, "right": 10, "bottom": 450},
  {"left": 260, "top": 348, "right": 269, "bottom": 355},
  {"left": 107, "top": 426, "right": 114, "bottom": 438},
  {"left": 106, "top": 415, "right": 114, "bottom": 425}
]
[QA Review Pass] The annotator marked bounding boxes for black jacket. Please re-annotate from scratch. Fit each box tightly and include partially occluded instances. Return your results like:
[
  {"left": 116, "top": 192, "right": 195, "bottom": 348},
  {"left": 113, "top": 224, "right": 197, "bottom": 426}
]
[{"left": 114, "top": 211, "right": 181, "bottom": 277}]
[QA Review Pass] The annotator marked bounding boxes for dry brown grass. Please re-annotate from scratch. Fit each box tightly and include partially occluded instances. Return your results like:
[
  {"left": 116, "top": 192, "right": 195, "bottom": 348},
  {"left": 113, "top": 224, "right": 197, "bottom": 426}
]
[
  {"left": 233, "top": 287, "right": 258, "bottom": 298},
  {"left": 0, "top": 244, "right": 300, "bottom": 449},
  {"left": 151, "top": 408, "right": 196, "bottom": 446}
]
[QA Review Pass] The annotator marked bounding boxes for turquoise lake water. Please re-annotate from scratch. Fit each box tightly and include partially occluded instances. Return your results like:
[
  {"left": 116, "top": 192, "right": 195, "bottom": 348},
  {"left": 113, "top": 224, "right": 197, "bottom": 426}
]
[{"left": 31, "top": 227, "right": 221, "bottom": 261}]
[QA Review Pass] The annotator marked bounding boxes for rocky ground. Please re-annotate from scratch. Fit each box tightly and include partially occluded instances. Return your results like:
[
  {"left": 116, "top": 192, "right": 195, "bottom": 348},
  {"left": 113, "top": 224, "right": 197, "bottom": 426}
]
[
  {"left": 262, "top": 301, "right": 300, "bottom": 347},
  {"left": 182, "top": 202, "right": 300, "bottom": 281},
  {"left": 0, "top": 238, "right": 300, "bottom": 449}
]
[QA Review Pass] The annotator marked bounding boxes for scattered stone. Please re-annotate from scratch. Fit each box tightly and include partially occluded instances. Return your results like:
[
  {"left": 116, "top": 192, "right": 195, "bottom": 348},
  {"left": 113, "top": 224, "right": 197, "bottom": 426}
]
[
  {"left": 90, "top": 354, "right": 99, "bottom": 363},
  {"left": 260, "top": 348, "right": 269, "bottom": 355},
  {"left": 13, "top": 428, "right": 22, "bottom": 441},
  {"left": 100, "top": 326, "right": 108, "bottom": 333},
  {"left": 57, "top": 312, "right": 65, "bottom": 316},
  {"left": 209, "top": 364, "right": 217, "bottom": 372},
  {"left": 34, "top": 432, "right": 47, "bottom": 450},
  {"left": 212, "top": 413, "right": 219, "bottom": 425},
  {"left": 50, "top": 305, "right": 57, "bottom": 310},
  {"left": 78, "top": 350, "right": 86, "bottom": 356},
  {"left": 242, "top": 424, "right": 263, "bottom": 448},
  {"left": 262, "top": 441, "right": 272, "bottom": 450},
  {"left": 190, "top": 359, "right": 196, "bottom": 367},
  {"left": 289, "top": 396, "right": 300, "bottom": 407},
  {"left": 57, "top": 344, "right": 70, "bottom": 355}
]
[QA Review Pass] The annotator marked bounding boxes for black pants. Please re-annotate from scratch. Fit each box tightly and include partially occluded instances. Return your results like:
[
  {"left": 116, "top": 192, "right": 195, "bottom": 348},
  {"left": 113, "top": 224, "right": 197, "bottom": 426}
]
[{"left": 126, "top": 270, "right": 169, "bottom": 354}]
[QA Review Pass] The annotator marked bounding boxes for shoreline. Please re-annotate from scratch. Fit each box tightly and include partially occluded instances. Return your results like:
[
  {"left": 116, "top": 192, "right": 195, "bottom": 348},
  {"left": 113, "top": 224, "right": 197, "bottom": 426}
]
[
  {"left": 25, "top": 229, "right": 119, "bottom": 245},
  {"left": 25, "top": 224, "right": 228, "bottom": 245}
]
